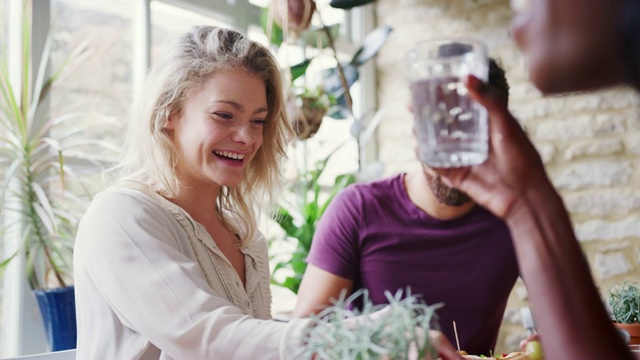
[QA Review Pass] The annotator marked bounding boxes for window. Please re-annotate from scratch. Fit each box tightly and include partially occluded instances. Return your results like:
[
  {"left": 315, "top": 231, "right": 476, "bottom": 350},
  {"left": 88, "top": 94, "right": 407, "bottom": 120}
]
[{"left": 0, "top": 0, "right": 372, "bottom": 354}]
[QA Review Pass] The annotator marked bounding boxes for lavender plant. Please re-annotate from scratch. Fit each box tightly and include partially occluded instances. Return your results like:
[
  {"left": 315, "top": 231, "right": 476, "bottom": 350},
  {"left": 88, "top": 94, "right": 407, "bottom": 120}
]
[
  {"left": 609, "top": 282, "right": 640, "bottom": 324},
  {"left": 300, "top": 289, "right": 444, "bottom": 360}
]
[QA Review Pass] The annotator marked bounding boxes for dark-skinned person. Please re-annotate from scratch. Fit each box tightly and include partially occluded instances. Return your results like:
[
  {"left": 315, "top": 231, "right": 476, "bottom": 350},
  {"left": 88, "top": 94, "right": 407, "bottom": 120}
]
[{"left": 433, "top": 0, "right": 639, "bottom": 359}]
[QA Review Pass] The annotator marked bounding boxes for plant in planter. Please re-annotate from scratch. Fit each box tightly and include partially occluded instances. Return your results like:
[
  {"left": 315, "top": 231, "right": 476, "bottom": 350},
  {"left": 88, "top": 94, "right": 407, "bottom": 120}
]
[
  {"left": 608, "top": 282, "right": 640, "bottom": 344},
  {"left": 0, "top": 13, "right": 118, "bottom": 351},
  {"left": 262, "top": 0, "right": 392, "bottom": 134},
  {"left": 272, "top": 0, "right": 316, "bottom": 36},
  {"left": 300, "top": 289, "right": 443, "bottom": 359},
  {"left": 270, "top": 147, "right": 356, "bottom": 295},
  {"left": 287, "top": 85, "right": 334, "bottom": 140}
]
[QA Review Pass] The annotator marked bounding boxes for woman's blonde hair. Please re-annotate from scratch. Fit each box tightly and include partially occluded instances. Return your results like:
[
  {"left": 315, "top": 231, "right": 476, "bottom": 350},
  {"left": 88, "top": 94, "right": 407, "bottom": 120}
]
[{"left": 115, "top": 26, "right": 293, "bottom": 246}]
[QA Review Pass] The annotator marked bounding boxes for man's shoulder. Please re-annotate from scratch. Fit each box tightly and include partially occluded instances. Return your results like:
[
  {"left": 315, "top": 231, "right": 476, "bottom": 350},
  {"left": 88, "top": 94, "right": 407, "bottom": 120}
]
[
  {"left": 348, "top": 174, "right": 403, "bottom": 197},
  {"left": 324, "top": 175, "right": 403, "bottom": 217}
]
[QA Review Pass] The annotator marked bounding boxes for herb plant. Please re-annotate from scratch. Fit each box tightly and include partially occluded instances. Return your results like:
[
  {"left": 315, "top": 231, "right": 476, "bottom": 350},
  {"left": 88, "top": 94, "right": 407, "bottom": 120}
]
[
  {"left": 609, "top": 282, "right": 640, "bottom": 324},
  {"left": 300, "top": 289, "right": 444, "bottom": 360}
]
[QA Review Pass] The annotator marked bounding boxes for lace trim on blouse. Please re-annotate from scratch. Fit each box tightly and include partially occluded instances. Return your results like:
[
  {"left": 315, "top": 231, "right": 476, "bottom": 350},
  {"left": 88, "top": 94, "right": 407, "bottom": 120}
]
[{"left": 149, "top": 192, "right": 273, "bottom": 320}]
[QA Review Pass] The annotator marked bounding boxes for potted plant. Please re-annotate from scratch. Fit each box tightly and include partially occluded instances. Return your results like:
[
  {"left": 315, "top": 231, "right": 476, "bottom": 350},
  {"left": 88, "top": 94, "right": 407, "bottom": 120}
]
[
  {"left": 0, "top": 11, "right": 118, "bottom": 351},
  {"left": 287, "top": 85, "right": 333, "bottom": 140},
  {"left": 301, "top": 289, "right": 443, "bottom": 359},
  {"left": 270, "top": 147, "right": 356, "bottom": 295},
  {"left": 262, "top": 0, "right": 393, "bottom": 126},
  {"left": 272, "top": 0, "right": 316, "bottom": 36},
  {"left": 609, "top": 282, "right": 640, "bottom": 344}
]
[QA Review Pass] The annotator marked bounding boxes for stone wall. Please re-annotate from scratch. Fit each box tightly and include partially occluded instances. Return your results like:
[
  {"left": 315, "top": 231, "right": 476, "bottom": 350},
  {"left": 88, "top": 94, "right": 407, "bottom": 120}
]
[{"left": 374, "top": 0, "right": 640, "bottom": 353}]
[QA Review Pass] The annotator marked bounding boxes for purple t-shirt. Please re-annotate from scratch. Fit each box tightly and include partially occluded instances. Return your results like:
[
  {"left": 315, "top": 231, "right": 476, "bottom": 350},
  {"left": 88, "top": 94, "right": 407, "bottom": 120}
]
[{"left": 307, "top": 174, "right": 519, "bottom": 356}]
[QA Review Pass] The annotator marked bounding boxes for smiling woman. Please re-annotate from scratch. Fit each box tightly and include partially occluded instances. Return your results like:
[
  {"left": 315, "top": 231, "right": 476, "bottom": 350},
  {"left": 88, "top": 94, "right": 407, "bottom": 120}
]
[
  {"left": 166, "top": 68, "right": 267, "bottom": 196},
  {"left": 71, "top": 26, "right": 312, "bottom": 359},
  {"left": 70, "top": 25, "right": 463, "bottom": 359}
]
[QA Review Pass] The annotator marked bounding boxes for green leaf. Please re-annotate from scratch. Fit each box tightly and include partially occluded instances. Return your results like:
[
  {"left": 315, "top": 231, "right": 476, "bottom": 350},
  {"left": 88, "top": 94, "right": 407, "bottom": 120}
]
[
  {"left": 0, "top": 251, "right": 19, "bottom": 272},
  {"left": 0, "top": 10, "right": 118, "bottom": 290},
  {"left": 329, "top": 0, "right": 376, "bottom": 9},
  {"left": 260, "top": 7, "right": 283, "bottom": 47},
  {"left": 298, "top": 23, "right": 341, "bottom": 49},
  {"left": 320, "top": 173, "right": 356, "bottom": 215},
  {"left": 281, "top": 276, "right": 301, "bottom": 294},
  {"left": 290, "top": 59, "right": 312, "bottom": 82}
]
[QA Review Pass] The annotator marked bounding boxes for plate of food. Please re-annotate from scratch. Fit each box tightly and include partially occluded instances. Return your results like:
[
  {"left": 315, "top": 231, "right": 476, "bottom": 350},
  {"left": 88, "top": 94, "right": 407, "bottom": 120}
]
[
  {"left": 458, "top": 351, "right": 532, "bottom": 359},
  {"left": 451, "top": 320, "right": 544, "bottom": 360}
]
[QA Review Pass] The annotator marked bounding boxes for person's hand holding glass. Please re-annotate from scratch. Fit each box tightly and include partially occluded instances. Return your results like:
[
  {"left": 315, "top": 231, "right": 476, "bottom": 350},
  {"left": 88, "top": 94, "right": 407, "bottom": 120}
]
[{"left": 406, "top": 38, "right": 489, "bottom": 168}]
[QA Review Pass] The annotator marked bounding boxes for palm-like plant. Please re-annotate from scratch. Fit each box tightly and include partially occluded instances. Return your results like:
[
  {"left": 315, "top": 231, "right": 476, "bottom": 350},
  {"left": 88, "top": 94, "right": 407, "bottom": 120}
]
[
  {"left": 270, "top": 146, "right": 356, "bottom": 294},
  {"left": 0, "top": 14, "right": 118, "bottom": 290}
]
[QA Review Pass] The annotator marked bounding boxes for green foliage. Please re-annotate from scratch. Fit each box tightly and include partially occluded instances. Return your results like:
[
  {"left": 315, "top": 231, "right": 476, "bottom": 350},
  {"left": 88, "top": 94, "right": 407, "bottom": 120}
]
[
  {"left": 260, "top": 2, "right": 391, "bottom": 120},
  {"left": 260, "top": 6, "right": 340, "bottom": 51},
  {"left": 295, "top": 85, "right": 334, "bottom": 110},
  {"left": 609, "top": 282, "right": 640, "bottom": 324},
  {"left": 299, "top": 289, "right": 443, "bottom": 360},
  {"left": 270, "top": 148, "right": 356, "bottom": 294},
  {"left": 0, "top": 12, "right": 119, "bottom": 290},
  {"left": 259, "top": 7, "right": 283, "bottom": 47}
]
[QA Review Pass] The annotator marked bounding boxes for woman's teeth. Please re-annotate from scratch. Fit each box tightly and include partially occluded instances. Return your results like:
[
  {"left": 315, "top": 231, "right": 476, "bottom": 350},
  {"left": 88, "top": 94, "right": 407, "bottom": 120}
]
[{"left": 213, "top": 150, "right": 245, "bottom": 161}]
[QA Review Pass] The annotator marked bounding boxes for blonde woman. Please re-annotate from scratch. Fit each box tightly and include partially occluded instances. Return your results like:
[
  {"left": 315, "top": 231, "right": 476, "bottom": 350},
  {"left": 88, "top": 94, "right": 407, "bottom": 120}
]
[
  {"left": 73, "top": 26, "right": 311, "bottom": 359},
  {"left": 74, "top": 25, "right": 463, "bottom": 360}
]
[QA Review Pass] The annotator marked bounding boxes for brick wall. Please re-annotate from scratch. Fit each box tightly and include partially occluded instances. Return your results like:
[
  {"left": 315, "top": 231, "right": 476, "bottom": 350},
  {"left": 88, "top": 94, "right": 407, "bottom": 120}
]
[{"left": 374, "top": 0, "right": 640, "bottom": 353}]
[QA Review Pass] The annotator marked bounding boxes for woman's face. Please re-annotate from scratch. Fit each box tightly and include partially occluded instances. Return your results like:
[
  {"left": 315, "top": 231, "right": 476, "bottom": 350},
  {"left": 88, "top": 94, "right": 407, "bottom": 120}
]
[
  {"left": 510, "top": 0, "right": 627, "bottom": 93},
  {"left": 167, "top": 68, "right": 268, "bottom": 192}
]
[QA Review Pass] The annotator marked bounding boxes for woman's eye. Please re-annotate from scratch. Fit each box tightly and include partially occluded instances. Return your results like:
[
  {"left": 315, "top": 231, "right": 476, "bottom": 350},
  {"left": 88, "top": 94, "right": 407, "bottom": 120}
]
[
  {"left": 213, "top": 112, "right": 233, "bottom": 120},
  {"left": 252, "top": 119, "right": 267, "bottom": 125}
]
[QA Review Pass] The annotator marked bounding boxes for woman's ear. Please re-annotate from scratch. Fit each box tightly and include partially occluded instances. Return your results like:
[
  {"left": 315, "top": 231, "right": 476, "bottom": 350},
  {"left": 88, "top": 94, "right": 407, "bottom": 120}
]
[{"left": 165, "top": 114, "right": 177, "bottom": 131}]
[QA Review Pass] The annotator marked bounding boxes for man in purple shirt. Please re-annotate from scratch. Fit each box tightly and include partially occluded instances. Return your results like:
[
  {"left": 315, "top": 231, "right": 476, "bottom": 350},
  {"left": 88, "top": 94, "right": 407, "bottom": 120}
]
[{"left": 294, "top": 59, "right": 518, "bottom": 357}]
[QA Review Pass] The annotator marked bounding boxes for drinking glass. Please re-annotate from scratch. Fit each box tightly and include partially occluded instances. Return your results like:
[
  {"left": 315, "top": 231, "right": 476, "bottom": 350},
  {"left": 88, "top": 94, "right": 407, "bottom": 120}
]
[{"left": 406, "top": 38, "right": 489, "bottom": 168}]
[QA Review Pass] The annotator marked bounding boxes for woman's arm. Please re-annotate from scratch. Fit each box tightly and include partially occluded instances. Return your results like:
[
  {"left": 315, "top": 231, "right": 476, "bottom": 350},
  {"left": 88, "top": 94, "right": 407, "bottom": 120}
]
[{"left": 74, "top": 189, "right": 310, "bottom": 359}]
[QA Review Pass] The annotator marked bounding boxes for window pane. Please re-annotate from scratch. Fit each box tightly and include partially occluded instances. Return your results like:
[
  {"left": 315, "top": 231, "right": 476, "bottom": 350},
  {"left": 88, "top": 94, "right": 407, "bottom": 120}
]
[
  {"left": 50, "top": 0, "right": 133, "bottom": 143},
  {"left": 150, "top": 2, "right": 232, "bottom": 64}
]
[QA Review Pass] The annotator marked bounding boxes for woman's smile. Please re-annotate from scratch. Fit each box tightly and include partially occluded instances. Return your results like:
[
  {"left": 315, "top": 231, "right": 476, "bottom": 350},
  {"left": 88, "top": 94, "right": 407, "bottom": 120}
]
[{"left": 167, "top": 68, "right": 268, "bottom": 190}]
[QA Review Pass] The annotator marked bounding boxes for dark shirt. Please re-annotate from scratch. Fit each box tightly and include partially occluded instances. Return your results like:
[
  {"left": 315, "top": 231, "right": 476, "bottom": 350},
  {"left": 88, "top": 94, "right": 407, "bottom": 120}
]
[{"left": 307, "top": 174, "right": 520, "bottom": 356}]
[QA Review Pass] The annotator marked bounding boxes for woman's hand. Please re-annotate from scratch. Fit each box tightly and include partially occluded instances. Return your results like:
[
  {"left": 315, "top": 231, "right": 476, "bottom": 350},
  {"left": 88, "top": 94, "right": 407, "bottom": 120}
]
[{"left": 433, "top": 75, "right": 552, "bottom": 220}]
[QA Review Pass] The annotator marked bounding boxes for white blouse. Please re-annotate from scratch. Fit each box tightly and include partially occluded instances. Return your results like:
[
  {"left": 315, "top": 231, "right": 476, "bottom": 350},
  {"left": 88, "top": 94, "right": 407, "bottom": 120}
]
[{"left": 74, "top": 186, "right": 310, "bottom": 359}]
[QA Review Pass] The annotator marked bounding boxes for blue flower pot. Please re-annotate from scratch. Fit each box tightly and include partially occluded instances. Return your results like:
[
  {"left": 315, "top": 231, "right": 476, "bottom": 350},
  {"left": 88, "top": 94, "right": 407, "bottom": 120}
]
[{"left": 33, "top": 286, "right": 77, "bottom": 351}]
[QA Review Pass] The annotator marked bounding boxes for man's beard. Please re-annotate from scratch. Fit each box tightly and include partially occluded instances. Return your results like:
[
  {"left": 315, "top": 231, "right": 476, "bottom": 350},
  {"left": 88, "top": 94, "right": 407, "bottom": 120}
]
[{"left": 424, "top": 171, "right": 472, "bottom": 207}]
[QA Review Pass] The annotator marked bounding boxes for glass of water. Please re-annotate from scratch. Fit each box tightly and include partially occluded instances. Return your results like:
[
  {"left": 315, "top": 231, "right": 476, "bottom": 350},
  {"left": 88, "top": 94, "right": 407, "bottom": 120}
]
[{"left": 406, "top": 38, "right": 489, "bottom": 168}]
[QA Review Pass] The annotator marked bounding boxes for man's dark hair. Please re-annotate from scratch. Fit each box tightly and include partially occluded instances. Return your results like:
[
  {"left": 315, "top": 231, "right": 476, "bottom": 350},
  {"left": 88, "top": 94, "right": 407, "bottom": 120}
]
[{"left": 437, "top": 43, "right": 510, "bottom": 101}]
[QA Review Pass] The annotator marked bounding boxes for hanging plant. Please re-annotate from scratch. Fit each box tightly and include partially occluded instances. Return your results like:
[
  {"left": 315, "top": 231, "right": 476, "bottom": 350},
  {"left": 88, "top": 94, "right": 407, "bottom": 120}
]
[
  {"left": 272, "top": 0, "right": 316, "bottom": 36},
  {"left": 287, "top": 86, "right": 333, "bottom": 140}
]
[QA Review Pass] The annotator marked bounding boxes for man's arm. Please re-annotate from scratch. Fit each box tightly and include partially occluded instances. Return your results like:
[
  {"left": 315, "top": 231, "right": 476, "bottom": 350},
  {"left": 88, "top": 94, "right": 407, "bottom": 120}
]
[
  {"left": 293, "top": 265, "right": 354, "bottom": 317},
  {"left": 436, "top": 76, "right": 632, "bottom": 360}
]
